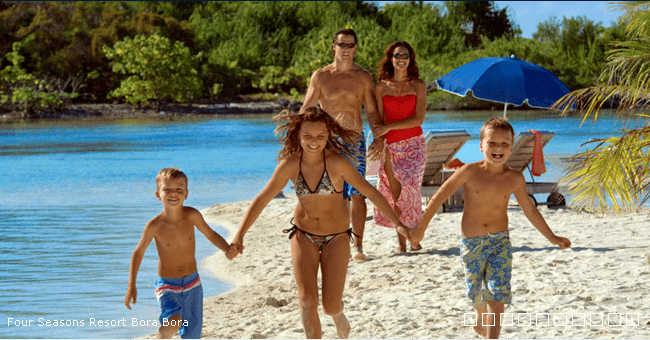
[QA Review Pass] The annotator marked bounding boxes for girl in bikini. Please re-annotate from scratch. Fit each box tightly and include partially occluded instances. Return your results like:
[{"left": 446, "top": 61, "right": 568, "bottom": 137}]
[
  {"left": 372, "top": 41, "right": 427, "bottom": 253},
  {"left": 230, "top": 106, "right": 409, "bottom": 339}
]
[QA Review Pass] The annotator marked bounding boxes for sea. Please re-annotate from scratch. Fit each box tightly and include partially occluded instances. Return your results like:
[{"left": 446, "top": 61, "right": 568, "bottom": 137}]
[{"left": 0, "top": 109, "right": 635, "bottom": 339}]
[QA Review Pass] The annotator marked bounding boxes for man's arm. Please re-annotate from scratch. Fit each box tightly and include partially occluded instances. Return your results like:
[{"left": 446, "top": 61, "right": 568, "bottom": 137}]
[
  {"left": 362, "top": 71, "right": 383, "bottom": 159},
  {"left": 361, "top": 71, "right": 380, "bottom": 134},
  {"left": 299, "top": 69, "right": 322, "bottom": 113}
]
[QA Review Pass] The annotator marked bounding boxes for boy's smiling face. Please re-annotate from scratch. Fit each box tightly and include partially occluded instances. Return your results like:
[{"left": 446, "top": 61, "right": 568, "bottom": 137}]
[
  {"left": 155, "top": 176, "right": 188, "bottom": 206},
  {"left": 480, "top": 128, "right": 513, "bottom": 165}
]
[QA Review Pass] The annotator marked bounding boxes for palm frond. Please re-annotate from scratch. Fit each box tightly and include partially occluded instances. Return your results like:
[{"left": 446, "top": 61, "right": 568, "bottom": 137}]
[{"left": 560, "top": 127, "right": 650, "bottom": 214}]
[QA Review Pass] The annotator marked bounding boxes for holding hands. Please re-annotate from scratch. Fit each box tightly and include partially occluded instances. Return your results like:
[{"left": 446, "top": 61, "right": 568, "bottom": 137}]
[{"left": 225, "top": 242, "right": 244, "bottom": 260}]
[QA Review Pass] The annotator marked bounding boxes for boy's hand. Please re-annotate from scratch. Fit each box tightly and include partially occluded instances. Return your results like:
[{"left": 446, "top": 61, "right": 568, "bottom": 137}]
[
  {"left": 225, "top": 244, "right": 239, "bottom": 260},
  {"left": 410, "top": 222, "right": 426, "bottom": 245},
  {"left": 553, "top": 236, "right": 571, "bottom": 249},
  {"left": 230, "top": 242, "right": 245, "bottom": 255},
  {"left": 124, "top": 287, "right": 137, "bottom": 310}
]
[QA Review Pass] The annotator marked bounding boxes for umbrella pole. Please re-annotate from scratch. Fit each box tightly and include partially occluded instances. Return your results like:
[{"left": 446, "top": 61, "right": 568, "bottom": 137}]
[{"left": 503, "top": 103, "right": 508, "bottom": 119}]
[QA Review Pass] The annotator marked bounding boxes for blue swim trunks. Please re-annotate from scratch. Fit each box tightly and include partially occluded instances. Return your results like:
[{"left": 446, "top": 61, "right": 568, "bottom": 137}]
[
  {"left": 154, "top": 271, "right": 203, "bottom": 339},
  {"left": 337, "top": 131, "right": 366, "bottom": 199},
  {"left": 460, "top": 231, "right": 512, "bottom": 307}
]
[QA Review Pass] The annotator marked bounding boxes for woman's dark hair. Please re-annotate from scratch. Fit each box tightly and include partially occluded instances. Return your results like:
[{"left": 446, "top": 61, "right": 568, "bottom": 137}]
[{"left": 377, "top": 41, "right": 419, "bottom": 82}]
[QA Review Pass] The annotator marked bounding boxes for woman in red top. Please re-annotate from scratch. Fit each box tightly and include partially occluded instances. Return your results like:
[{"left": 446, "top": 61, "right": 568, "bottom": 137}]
[{"left": 372, "top": 41, "right": 427, "bottom": 252}]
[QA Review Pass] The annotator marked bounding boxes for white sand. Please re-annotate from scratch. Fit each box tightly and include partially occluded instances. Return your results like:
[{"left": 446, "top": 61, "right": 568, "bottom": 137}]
[{"left": 161, "top": 194, "right": 650, "bottom": 338}]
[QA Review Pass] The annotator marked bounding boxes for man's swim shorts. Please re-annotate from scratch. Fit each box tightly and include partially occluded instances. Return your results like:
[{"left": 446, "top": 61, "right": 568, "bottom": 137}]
[{"left": 338, "top": 131, "right": 366, "bottom": 199}]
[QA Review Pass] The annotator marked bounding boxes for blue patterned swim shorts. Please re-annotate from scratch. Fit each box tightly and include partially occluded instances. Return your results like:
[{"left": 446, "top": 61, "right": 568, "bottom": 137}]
[
  {"left": 337, "top": 131, "right": 366, "bottom": 199},
  {"left": 460, "top": 231, "right": 512, "bottom": 307}
]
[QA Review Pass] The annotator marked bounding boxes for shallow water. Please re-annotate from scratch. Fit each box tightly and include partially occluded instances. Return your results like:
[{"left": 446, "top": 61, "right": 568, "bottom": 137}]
[{"left": 0, "top": 110, "right": 632, "bottom": 338}]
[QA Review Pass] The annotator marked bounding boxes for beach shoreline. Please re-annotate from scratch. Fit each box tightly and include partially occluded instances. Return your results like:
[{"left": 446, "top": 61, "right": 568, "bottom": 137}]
[
  {"left": 141, "top": 193, "right": 650, "bottom": 339},
  {"left": 0, "top": 101, "right": 293, "bottom": 125}
]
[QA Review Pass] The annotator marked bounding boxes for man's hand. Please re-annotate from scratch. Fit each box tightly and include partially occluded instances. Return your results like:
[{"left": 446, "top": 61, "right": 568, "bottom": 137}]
[{"left": 367, "top": 139, "right": 384, "bottom": 161}]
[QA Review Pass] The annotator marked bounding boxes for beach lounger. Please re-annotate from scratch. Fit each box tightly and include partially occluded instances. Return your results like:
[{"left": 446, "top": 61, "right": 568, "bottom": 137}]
[
  {"left": 506, "top": 130, "right": 565, "bottom": 207},
  {"left": 366, "top": 130, "right": 470, "bottom": 212},
  {"left": 420, "top": 130, "right": 471, "bottom": 212}
]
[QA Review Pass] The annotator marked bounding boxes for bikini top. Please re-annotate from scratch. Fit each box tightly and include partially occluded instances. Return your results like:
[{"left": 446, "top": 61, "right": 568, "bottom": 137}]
[
  {"left": 295, "top": 151, "right": 342, "bottom": 197},
  {"left": 382, "top": 94, "right": 423, "bottom": 144}
]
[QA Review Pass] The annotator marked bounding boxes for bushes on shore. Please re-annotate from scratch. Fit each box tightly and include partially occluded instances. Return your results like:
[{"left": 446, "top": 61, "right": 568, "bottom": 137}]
[{"left": 0, "top": 1, "right": 626, "bottom": 115}]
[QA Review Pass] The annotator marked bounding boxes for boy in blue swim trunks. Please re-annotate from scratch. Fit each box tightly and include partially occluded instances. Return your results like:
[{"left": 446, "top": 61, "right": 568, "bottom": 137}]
[
  {"left": 125, "top": 168, "right": 237, "bottom": 339},
  {"left": 410, "top": 117, "right": 571, "bottom": 338}
]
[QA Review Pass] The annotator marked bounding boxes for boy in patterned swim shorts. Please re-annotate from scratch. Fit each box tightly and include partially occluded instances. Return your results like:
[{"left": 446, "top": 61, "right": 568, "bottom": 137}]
[
  {"left": 124, "top": 168, "right": 237, "bottom": 338},
  {"left": 410, "top": 117, "right": 571, "bottom": 338}
]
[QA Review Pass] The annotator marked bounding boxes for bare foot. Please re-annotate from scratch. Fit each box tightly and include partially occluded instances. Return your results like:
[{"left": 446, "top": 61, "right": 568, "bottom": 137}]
[
  {"left": 410, "top": 243, "right": 423, "bottom": 251},
  {"left": 333, "top": 313, "right": 351, "bottom": 339},
  {"left": 352, "top": 246, "right": 366, "bottom": 261},
  {"left": 394, "top": 245, "right": 407, "bottom": 253}
]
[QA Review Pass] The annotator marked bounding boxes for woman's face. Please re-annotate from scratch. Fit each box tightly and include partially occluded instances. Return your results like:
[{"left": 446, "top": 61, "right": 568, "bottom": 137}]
[
  {"left": 391, "top": 46, "right": 410, "bottom": 71},
  {"left": 299, "top": 121, "right": 329, "bottom": 154}
]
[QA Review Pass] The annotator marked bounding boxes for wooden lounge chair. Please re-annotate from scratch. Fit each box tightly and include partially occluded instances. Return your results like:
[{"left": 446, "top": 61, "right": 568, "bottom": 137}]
[
  {"left": 366, "top": 130, "right": 470, "bottom": 212},
  {"left": 506, "top": 130, "right": 565, "bottom": 207},
  {"left": 420, "top": 130, "right": 471, "bottom": 212}
]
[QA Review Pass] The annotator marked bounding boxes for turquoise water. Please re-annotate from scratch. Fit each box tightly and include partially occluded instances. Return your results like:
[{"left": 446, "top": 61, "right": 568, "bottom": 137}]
[{"left": 0, "top": 110, "right": 631, "bottom": 338}]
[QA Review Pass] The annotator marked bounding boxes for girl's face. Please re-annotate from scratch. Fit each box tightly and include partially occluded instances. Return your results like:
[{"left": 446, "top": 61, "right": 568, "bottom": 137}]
[{"left": 299, "top": 121, "right": 329, "bottom": 154}]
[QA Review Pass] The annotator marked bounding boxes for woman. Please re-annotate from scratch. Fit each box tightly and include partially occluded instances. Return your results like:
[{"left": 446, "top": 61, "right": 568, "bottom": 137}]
[
  {"left": 372, "top": 41, "right": 427, "bottom": 253},
  {"left": 230, "top": 107, "right": 408, "bottom": 339}
]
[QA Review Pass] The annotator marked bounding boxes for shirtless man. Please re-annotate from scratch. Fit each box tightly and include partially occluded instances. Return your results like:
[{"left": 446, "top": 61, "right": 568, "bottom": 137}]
[{"left": 300, "top": 28, "right": 382, "bottom": 261}]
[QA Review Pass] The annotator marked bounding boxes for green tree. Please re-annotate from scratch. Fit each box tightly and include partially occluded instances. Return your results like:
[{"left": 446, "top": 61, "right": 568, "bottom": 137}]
[
  {"left": 553, "top": 1, "right": 650, "bottom": 213},
  {"left": 444, "top": 1, "right": 516, "bottom": 48},
  {"left": 0, "top": 34, "right": 78, "bottom": 116},
  {"left": 103, "top": 34, "right": 202, "bottom": 106},
  {"left": 534, "top": 16, "right": 620, "bottom": 90}
]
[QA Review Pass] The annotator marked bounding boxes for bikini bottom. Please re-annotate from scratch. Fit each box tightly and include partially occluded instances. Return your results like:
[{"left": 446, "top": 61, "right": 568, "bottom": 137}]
[{"left": 283, "top": 219, "right": 357, "bottom": 251}]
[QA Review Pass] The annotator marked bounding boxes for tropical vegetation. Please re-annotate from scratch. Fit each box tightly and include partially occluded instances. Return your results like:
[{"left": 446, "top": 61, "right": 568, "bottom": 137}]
[
  {"left": 0, "top": 1, "right": 627, "bottom": 113},
  {"left": 553, "top": 1, "right": 650, "bottom": 214}
]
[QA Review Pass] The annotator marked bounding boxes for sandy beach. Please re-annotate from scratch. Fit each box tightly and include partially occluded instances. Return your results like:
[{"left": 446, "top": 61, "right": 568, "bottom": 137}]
[{"left": 154, "top": 193, "right": 649, "bottom": 339}]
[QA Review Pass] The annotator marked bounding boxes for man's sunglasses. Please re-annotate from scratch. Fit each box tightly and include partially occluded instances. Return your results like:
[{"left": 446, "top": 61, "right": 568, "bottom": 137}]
[
  {"left": 392, "top": 53, "right": 410, "bottom": 60},
  {"left": 335, "top": 42, "right": 356, "bottom": 48}
]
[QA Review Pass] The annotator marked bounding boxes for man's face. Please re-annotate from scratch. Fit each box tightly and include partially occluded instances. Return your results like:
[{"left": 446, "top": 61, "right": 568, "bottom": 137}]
[{"left": 333, "top": 34, "right": 357, "bottom": 60}]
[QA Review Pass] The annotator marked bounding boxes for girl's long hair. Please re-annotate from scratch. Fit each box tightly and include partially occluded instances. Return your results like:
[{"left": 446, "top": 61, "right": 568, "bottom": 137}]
[
  {"left": 274, "top": 106, "right": 359, "bottom": 161},
  {"left": 377, "top": 41, "right": 420, "bottom": 82}
]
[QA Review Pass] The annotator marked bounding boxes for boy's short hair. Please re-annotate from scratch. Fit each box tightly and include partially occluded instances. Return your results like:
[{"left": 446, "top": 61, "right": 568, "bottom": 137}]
[
  {"left": 480, "top": 117, "right": 515, "bottom": 141},
  {"left": 156, "top": 167, "right": 188, "bottom": 190}
]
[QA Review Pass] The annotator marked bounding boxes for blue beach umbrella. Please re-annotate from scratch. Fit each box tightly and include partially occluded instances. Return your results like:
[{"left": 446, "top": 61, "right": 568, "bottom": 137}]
[{"left": 436, "top": 55, "right": 571, "bottom": 118}]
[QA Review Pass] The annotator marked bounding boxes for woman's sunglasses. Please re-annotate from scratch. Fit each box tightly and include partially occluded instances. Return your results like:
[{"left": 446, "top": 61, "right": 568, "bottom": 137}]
[{"left": 392, "top": 53, "right": 410, "bottom": 60}]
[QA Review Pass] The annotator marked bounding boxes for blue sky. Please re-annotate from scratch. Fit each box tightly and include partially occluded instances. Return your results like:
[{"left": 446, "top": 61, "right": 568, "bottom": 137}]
[
  {"left": 495, "top": 1, "right": 624, "bottom": 38},
  {"left": 374, "top": 1, "right": 625, "bottom": 39}
]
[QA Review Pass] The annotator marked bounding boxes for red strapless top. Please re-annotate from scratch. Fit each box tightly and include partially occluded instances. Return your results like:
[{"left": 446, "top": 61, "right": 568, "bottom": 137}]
[{"left": 382, "top": 94, "right": 423, "bottom": 144}]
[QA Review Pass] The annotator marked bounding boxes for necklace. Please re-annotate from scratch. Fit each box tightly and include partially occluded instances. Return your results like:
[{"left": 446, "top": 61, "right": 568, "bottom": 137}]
[{"left": 393, "top": 79, "right": 407, "bottom": 96}]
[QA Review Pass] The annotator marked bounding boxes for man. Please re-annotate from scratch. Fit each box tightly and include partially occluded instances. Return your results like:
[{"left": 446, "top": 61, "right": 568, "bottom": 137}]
[{"left": 300, "top": 28, "right": 382, "bottom": 261}]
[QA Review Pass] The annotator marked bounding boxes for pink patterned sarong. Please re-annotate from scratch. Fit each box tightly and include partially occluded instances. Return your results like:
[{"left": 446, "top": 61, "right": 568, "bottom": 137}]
[{"left": 374, "top": 134, "right": 426, "bottom": 229}]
